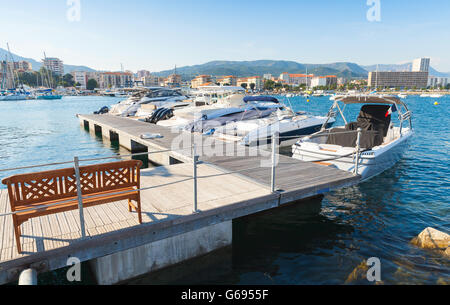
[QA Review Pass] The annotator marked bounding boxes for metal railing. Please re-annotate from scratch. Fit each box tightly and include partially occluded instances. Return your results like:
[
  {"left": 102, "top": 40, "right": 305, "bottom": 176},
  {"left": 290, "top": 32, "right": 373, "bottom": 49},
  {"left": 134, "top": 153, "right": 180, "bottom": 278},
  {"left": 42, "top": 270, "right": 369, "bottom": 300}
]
[
  {"left": 0, "top": 128, "right": 363, "bottom": 243},
  {"left": 0, "top": 141, "right": 280, "bottom": 242}
]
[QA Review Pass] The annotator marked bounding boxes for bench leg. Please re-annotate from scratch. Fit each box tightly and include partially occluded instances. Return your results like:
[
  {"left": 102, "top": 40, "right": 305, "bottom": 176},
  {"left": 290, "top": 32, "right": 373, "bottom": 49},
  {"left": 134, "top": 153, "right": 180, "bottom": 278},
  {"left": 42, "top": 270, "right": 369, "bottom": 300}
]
[
  {"left": 128, "top": 199, "right": 133, "bottom": 212},
  {"left": 13, "top": 217, "right": 22, "bottom": 254},
  {"left": 137, "top": 197, "right": 142, "bottom": 224}
]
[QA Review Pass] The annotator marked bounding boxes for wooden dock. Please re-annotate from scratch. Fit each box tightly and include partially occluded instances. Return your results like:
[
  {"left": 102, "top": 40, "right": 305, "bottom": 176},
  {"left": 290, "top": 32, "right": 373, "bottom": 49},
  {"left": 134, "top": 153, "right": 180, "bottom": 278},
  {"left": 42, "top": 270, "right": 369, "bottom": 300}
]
[{"left": 0, "top": 114, "right": 360, "bottom": 284}]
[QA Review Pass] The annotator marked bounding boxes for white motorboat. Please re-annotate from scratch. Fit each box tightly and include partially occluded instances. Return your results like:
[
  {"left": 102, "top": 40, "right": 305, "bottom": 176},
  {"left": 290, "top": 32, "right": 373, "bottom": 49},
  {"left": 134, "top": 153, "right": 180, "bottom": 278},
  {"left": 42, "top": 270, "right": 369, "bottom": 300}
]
[
  {"left": 292, "top": 95, "right": 413, "bottom": 181},
  {"left": 420, "top": 93, "right": 442, "bottom": 98},
  {"left": 156, "top": 94, "right": 334, "bottom": 147},
  {"left": 109, "top": 87, "right": 188, "bottom": 117}
]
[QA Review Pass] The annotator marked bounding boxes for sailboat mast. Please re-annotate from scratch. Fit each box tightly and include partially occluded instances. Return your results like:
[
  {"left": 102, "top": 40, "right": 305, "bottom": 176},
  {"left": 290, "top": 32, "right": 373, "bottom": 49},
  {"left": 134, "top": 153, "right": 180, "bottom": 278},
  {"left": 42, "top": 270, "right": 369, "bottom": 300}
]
[
  {"left": 6, "top": 43, "right": 16, "bottom": 89},
  {"left": 43, "top": 51, "right": 53, "bottom": 88}
]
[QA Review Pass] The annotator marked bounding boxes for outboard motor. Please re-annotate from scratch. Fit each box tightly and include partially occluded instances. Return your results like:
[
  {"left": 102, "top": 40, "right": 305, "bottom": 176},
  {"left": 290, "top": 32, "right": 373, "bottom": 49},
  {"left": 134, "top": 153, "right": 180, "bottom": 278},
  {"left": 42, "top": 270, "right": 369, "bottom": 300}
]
[{"left": 94, "top": 106, "right": 109, "bottom": 114}]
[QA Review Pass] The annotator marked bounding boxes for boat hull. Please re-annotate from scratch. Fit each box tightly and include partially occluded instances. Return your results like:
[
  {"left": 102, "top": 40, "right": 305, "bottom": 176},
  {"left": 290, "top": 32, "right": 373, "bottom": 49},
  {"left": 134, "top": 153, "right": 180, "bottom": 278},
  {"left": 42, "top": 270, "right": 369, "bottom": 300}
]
[{"left": 292, "top": 130, "right": 413, "bottom": 181}]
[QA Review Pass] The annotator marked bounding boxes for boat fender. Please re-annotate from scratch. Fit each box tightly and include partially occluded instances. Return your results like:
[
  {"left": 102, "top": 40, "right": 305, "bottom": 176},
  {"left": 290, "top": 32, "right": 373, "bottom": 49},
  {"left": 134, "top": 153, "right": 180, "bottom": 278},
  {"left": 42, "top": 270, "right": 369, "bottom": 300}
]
[
  {"left": 150, "top": 108, "right": 165, "bottom": 123},
  {"left": 203, "top": 128, "right": 215, "bottom": 136},
  {"left": 94, "top": 106, "right": 109, "bottom": 114},
  {"left": 154, "top": 108, "right": 169, "bottom": 123},
  {"left": 145, "top": 108, "right": 161, "bottom": 123}
]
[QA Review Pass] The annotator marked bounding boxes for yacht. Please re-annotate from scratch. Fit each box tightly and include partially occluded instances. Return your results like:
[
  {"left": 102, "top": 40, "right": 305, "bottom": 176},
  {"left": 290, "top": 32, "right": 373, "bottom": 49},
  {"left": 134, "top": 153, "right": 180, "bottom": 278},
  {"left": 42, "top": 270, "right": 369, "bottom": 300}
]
[
  {"left": 189, "top": 86, "right": 245, "bottom": 105},
  {"left": 157, "top": 94, "right": 335, "bottom": 147},
  {"left": 0, "top": 89, "right": 30, "bottom": 101},
  {"left": 35, "top": 88, "right": 63, "bottom": 100},
  {"left": 292, "top": 95, "right": 413, "bottom": 181},
  {"left": 109, "top": 87, "right": 189, "bottom": 117}
]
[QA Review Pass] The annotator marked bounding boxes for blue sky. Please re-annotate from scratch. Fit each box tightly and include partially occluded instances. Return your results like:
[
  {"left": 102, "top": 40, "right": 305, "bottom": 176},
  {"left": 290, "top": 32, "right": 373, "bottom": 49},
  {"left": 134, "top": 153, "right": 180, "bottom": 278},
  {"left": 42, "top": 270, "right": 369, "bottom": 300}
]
[{"left": 1, "top": 0, "right": 449, "bottom": 72}]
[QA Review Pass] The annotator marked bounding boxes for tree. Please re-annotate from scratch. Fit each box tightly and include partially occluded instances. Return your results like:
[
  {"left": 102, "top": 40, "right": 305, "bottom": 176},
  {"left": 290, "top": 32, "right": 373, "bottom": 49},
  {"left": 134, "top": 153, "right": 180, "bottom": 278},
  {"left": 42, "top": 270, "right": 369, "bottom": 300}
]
[
  {"left": 87, "top": 79, "right": 98, "bottom": 90},
  {"left": 241, "top": 83, "right": 248, "bottom": 89},
  {"left": 263, "top": 80, "right": 275, "bottom": 90},
  {"left": 63, "top": 73, "right": 75, "bottom": 87},
  {"left": 249, "top": 83, "right": 256, "bottom": 91}
]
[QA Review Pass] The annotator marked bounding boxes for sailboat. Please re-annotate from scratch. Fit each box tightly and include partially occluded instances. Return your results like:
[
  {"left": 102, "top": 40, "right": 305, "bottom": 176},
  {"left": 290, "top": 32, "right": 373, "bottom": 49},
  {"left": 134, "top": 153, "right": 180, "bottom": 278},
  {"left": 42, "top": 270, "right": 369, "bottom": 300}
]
[
  {"left": 0, "top": 43, "right": 30, "bottom": 101},
  {"left": 35, "top": 52, "right": 63, "bottom": 100}
]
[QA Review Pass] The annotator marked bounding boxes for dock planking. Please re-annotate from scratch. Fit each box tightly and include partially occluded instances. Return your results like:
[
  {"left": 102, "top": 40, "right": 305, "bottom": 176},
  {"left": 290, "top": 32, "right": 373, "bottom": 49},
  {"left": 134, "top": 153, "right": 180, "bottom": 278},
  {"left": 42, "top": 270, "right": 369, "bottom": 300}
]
[{"left": 0, "top": 114, "right": 360, "bottom": 284}]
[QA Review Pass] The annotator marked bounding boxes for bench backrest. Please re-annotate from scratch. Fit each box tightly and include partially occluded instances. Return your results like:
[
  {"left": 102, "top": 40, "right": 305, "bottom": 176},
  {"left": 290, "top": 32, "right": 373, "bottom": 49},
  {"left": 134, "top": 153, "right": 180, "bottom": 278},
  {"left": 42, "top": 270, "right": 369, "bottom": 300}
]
[{"left": 2, "top": 160, "right": 143, "bottom": 210}]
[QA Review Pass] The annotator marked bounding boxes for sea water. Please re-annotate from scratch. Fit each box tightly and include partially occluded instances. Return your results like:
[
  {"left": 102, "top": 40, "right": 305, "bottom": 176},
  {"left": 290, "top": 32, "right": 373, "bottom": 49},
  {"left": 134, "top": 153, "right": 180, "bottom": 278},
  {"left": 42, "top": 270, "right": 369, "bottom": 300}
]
[{"left": 0, "top": 95, "right": 448, "bottom": 284}]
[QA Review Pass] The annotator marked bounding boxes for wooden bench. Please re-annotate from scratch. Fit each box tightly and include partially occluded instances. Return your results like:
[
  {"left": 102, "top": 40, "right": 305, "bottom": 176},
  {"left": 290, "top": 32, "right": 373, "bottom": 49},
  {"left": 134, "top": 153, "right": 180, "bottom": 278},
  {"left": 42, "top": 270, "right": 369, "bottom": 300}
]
[{"left": 2, "top": 160, "right": 143, "bottom": 254}]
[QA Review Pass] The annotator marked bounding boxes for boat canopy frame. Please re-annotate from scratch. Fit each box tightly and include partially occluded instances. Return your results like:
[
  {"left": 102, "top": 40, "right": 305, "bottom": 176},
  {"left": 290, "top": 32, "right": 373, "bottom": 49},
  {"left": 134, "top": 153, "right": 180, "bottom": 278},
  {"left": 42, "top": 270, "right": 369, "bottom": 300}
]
[{"left": 319, "top": 95, "right": 412, "bottom": 137}]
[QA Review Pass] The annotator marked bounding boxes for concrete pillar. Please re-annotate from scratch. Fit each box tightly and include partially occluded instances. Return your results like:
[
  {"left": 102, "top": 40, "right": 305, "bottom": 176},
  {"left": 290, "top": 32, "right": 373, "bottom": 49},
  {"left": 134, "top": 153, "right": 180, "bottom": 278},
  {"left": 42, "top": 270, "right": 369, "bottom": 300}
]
[{"left": 89, "top": 221, "right": 232, "bottom": 285}]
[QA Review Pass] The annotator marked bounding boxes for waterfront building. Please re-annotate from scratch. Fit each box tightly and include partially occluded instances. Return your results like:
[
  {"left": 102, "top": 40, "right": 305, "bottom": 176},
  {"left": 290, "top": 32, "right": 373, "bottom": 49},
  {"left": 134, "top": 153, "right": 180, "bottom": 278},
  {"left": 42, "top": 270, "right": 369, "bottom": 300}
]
[
  {"left": 310, "top": 75, "right": 337, "bottom": 88},
  {"left": 279, "top": 72, "right": 314, "bottom": 86},
  {"left": 164, "top": 73, "right": 181, "bottom": 88},
  {"left": 141, "top": 75, "right": 164, "bottom": 87},
  {"left": 71, "top": 71, "right": 88, "bottom": 89},
  {"left": 100, "top": 72, "right": 133, "bottom": 88},
  {"left": 428, "top": 76, "right": 449, "bottom": 88},
  {"left": 263, "top": 74, "right": 273, "bottom": 80},
  {"left": 412, "top": 57, "right": 430, "bottom": 72},
  {"left": 368, "top": 71, "right": 429, "bottom": 88},
  {"left": 137, "top": 70, "right": 151, "bottom": 78},
  {"left": 191, "top": 75, "right": 212, "bottom": 88},
  {"left": 216, "top": 75, "right": 237, "bottom": 86},
  {"left": 43, "top": 57, "right": 64, "bottom": 75},
  {"left": 6, "top": 61, "right": 33, "bottom": 72},
  {"left": 237, "top": 76, "right": 263, "bottom": 90}
]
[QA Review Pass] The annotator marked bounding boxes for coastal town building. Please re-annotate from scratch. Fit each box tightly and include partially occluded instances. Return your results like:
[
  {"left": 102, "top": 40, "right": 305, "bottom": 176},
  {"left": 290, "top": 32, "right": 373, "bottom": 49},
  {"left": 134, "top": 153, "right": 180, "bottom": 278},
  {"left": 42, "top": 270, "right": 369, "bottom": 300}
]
[
  {"left": 43, "top": 57, "right": 64, "bottom": 75},
  {"left": 164, "top": 73, "right": 181, "bottom": 88},
  {"left": 216, "top": 75, "right": 237, "bottom": 86},
  {"left": 263, "top": 74, "right": 273, "bottom": 80},
  {"left": 428, "top": 76, "right": 449, "bottom": 88},
  {"left": 237, "top": 76, "right": 263, "bottom": 90},
  {"left": 71, "top": 71, "right": 88, "bottom": 89},
  {"left": 368, "top": 71, "right": 429, "bottom": 88},
  {"left": 191, "top": 75, "right": 212, "bottom": 88},
  {"left": 137, "top": 70, "right": 151, "bottom": 78},
  {"left": 6, "top": 61, "right": 33, "bottom": 73},
  {"left": 279, "top": 72, "right": 314, "bottom": 86},
  {"left": 140, "top": 75, "right": 164, "bottom": 87},
  {"left": 100, "top": 72, "right": 133, "bottom": 88},
  {"left": 412, "top": 57, "right": 430, "bottom": 72}
]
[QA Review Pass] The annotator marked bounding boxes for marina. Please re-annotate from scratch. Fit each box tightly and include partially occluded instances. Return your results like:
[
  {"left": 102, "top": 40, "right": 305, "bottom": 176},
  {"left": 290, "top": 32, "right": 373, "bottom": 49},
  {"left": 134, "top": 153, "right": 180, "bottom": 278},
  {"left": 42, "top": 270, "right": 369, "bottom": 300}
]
[
  {"left": 0, "top": 112, "right": 359, "bottom": 285},
  {"left": 0, "top": 97, "right": 446, "bottom": 283}
]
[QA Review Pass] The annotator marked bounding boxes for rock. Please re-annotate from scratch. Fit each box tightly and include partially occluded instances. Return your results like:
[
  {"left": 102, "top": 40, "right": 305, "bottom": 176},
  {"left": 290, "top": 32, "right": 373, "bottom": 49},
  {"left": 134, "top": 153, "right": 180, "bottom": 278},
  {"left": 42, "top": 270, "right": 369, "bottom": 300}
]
[
  {"left": 345, "top": 260, "right": 368, "bottom": 284},
  {"left": 411, "top": 227, "right": 450, "bottom": 250},
  {"left": 436, "top": 277, "right": 449, "bottom": 285}
]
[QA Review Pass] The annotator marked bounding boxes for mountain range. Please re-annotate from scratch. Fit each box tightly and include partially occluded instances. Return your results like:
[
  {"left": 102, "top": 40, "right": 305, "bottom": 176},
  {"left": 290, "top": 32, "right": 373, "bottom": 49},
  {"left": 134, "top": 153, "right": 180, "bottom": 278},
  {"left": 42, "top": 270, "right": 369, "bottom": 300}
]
[{"left": 1, "top": 47, "right": 448, "bottom": 78}]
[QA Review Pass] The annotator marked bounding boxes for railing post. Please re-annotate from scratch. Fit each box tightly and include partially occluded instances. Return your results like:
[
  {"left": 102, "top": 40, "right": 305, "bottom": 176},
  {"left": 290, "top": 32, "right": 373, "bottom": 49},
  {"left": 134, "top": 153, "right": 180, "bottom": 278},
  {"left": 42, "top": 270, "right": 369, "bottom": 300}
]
[
  {"left": 354, "top": 128, "right": 362, "bottom": 175},
  {"left": 271, "top": 132, "right": 279, "bottom": 193},
  {"left": 192, "top": 145, "right": 199, "bottom": 213},
  {"left": 74, "top": 156, "right": 86, "bottom": 239}
]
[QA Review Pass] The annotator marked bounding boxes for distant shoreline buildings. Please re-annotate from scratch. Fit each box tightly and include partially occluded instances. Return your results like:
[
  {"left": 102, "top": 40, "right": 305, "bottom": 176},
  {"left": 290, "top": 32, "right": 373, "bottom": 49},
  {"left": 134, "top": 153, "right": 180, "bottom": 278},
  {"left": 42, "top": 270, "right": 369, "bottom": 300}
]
[
  {"left": 367, "top": 57, "right": 448, "bottom": 89},
  {"left": 1, "top": 55, "right": 448, "bottom": 91}
]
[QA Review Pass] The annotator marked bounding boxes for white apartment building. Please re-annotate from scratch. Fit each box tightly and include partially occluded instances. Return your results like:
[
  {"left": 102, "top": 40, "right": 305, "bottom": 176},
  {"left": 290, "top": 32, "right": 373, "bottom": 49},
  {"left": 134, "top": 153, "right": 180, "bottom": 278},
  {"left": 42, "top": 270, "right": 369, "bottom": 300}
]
[
  {"left": 43, "top": 57, "right": 64, "bottom": 75},
  {"left": 310, "top": 76, "right": 327, "bottom": 88},
  {"left": 237, "top": 76, "right": 263, "bottom": 90},
  {"left": 412, "top": 58, "right": 430, "bottom": 72},
  {"left": 428, "top": 76, "right": 449, "bottom": 88},
  {"left": 71, "top": 71, "right": 88, "bottom": 89}
]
